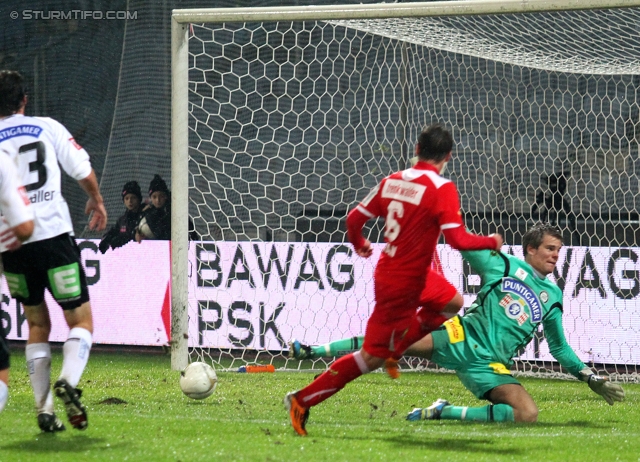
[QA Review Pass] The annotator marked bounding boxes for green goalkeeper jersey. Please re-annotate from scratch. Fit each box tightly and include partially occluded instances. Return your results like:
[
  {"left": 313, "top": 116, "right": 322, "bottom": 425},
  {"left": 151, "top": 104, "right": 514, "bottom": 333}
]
[{"left": 460, "top": 249, "right": 587, "bottom": 379}]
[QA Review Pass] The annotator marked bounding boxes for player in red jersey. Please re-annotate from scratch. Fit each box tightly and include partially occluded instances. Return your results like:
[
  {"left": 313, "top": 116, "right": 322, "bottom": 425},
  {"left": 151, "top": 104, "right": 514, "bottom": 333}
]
[
  {"left": 288, "top": 251, "right": 463, "bottom": 361},
  {"left": 284, "top": 124, "right": 503, "bottom": 435}
]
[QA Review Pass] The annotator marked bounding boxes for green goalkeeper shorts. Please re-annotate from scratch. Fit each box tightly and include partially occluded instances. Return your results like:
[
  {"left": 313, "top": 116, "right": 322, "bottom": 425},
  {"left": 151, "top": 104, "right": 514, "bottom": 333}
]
[{"left": 430, "top": 317, "right": 521, "bottom": 400}]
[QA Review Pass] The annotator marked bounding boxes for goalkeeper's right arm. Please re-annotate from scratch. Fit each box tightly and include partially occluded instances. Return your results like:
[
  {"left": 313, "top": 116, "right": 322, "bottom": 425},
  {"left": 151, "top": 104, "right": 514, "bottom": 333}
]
[{"left": 579, "top": 368, "right": 625, "bottom": 405}]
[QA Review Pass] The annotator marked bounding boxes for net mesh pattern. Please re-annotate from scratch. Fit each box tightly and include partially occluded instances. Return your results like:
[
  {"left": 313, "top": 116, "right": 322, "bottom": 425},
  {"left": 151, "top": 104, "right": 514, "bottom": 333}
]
[{"left": 184, "top": 8, "right": 640, "bottom": 381}]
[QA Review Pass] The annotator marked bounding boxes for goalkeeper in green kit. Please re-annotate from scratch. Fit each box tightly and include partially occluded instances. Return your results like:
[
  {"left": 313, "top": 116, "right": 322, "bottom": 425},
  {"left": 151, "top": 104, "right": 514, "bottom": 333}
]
[{"left": 288, "top": 223, "right": 625, "bottom": 423}]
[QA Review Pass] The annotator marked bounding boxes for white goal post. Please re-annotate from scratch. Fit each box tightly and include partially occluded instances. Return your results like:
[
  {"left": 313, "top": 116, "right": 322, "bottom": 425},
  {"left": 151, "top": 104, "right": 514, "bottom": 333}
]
[{"left": 171, "top": 0, "right": 640, "bottom": 377}]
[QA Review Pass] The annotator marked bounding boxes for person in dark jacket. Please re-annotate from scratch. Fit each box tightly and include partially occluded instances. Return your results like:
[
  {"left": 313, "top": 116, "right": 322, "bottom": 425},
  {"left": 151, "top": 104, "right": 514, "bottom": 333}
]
[
  {"left": 531, "top": 172, "right": 575, "bottom": 230},
  {"left": 98, "top": 181, "right": 144, "bottom": 253},
  {"left": 135, "top": 175, "right": 171, "bottom": 242},
  {"left": 135, "top": 174, "right": 199, "bottom": 242}
]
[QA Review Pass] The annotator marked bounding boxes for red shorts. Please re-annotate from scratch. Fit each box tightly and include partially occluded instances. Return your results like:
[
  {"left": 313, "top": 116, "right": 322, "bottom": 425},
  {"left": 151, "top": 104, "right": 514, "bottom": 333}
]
[
  {"left": 363, "top": 271, "right": 458, "bottom": 358},
  {"left": 419, "top": 270, "right": 458, "bottom": 310}
]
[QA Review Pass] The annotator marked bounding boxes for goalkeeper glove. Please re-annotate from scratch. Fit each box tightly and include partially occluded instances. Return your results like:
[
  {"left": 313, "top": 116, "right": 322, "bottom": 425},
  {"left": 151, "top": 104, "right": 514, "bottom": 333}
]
[{"left": 579, "top": 368, "right": 625, "bottom": 405}]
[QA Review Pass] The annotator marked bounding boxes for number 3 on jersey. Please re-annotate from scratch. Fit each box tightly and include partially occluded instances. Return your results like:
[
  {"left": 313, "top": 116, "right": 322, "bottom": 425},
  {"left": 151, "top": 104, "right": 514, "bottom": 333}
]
[
  {"left": 384, "top": 200, "right": 404, "bottom": 242},
  {"left": 19, "top": 141, "right": 47, "bottom": 191}
]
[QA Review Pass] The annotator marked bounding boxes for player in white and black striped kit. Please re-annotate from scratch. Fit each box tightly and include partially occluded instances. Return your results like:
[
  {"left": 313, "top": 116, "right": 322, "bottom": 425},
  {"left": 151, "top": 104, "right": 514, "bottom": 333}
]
[
  {"left": 0, "top": 70, "right": 107, "bottom": 432},
  {"left": 0, "top": 150, "right": 34, "bottom": 415}
]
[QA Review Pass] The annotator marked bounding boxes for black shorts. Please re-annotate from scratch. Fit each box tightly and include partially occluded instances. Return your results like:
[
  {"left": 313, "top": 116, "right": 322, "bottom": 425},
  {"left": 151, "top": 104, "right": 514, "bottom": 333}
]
[
  {"left": 1, "top": 233, "right": 90, "bottom": 310},
  {"left": 0, "top": 329, "right": 9, "bottom": 370}
]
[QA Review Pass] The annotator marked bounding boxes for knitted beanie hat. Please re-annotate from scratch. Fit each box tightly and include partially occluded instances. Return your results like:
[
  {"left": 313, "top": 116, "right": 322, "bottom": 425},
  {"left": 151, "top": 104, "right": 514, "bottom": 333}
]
[
  {"left": 121, "top": 181, "right": 142, "bottom": 202},
  {"left": 148, "top": 174, "right": 169, "bottom": 196}
]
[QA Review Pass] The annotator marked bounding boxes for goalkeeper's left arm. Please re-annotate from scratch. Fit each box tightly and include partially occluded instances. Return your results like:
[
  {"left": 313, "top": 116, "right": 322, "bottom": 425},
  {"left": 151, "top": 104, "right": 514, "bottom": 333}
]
[
  {"left": 578, "top": 368, "right": 625, "bottom": 405},
  {"left": 544, "top": 312, "right": 625, "bottom": 405}
]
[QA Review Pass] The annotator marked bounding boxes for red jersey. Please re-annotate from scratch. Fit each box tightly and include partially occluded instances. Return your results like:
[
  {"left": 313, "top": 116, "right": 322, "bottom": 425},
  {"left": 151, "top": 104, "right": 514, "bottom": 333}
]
[{"left": 347, "top": 161, "right": 496, "bottom": 282}]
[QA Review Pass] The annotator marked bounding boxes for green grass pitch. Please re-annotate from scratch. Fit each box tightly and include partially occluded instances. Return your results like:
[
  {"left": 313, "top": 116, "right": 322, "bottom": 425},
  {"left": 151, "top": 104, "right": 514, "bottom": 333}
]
[{"left": 1, "top": 349, "right": 639, "bottom": 461}]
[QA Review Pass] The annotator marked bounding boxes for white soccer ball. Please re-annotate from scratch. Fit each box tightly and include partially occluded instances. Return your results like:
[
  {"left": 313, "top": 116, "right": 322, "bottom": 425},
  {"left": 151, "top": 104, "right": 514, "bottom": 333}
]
[
  {"left": 137, "top": 216, "right": 155, "bottom": 238},
  {"left": 180, "top": 362, "right": 218, "bottom": 400}
]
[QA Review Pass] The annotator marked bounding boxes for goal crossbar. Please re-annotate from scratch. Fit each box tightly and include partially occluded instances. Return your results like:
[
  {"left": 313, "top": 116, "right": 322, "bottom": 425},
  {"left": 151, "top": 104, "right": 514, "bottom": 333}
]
[{"left": 172, "top": 0, "right": 640, "bottom": 23}]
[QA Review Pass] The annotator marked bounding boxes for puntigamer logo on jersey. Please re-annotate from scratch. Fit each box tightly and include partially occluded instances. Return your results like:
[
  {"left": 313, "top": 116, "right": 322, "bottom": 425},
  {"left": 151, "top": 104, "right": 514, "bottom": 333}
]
[
  {"left": 501, "top": 277, "right": 542, "bottom": 323},
  {"left": 0, "top": 125, "right": 43, "bottom": 141}
]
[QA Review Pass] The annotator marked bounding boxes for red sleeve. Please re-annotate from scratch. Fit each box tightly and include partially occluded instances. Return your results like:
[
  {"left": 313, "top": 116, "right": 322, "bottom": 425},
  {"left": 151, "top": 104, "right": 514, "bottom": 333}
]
[
  {"left": 442, "top": 225, "right": 497, "bottom": 251},
  {"left": 434, "top": 181, "right": 495, "bottom": 251},
  {"left": 346, "top": 207, "right": 369, "bottom": 250},
  {"left": 436, "top": 182, "right": 465, "bottom": 227},
  {"left": 346, "top": 182, "right": 383, "bottom": 250}
]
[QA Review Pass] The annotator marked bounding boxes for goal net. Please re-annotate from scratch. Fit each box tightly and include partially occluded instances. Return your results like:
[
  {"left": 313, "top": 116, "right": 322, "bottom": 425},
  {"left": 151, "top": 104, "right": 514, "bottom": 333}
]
[{"left": 171, "top": 1, "right": 640, "bottom": 382}]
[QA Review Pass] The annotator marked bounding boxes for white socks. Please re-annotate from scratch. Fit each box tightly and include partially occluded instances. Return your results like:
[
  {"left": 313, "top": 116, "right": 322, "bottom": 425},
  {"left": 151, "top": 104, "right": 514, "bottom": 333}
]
[
  {"left": 59, "top": 327, "right": 93, "bottom": 388},
  {"left": 0, "top": 380, "right": 8, "bottom": 413},
  {"left": 25, "top": 328, "right": 93, "bottom": 414},
  {"left": 25, "top": 342, "right": 54, "bottom": 414}
]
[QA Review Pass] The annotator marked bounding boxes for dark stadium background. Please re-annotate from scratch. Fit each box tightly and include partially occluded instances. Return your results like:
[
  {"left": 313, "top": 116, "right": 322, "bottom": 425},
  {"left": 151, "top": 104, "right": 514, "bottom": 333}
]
[{"left": 1, "top": 0, "right": 638, "bottom": 246}]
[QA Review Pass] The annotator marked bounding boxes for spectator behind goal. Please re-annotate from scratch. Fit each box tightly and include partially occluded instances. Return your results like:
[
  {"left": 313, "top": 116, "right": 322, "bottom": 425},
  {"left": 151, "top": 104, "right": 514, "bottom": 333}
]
[
  {"left": 98, "top": 181, "right": 144, "bottom": 253},
  {"left": 135, "top": 174, "right": 198, "bottom": 242},
  {"left": 135, "top": 174, "right": 170, "bottom": 241}
]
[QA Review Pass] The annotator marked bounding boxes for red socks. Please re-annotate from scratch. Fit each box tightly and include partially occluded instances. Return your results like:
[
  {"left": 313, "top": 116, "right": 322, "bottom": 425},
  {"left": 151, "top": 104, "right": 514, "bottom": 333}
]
[{"left": 296, "top": 352, "right": 368, "bottom": 408}]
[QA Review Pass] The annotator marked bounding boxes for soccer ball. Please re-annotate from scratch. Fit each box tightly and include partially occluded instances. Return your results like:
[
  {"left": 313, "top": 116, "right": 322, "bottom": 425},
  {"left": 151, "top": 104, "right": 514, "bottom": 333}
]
[
  {"left": 180, "top": 362, "right": 218, "bottom": 400},
  {"left": 137, "top": 216, "right": 155, "bottom": 238}
]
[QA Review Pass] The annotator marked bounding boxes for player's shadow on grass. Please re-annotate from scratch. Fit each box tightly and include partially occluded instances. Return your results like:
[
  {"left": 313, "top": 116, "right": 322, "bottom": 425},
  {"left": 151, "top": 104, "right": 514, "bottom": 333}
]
[
  {"left": 533, "top": 420, "right": 614, "bottom": 429},
  {"left": 368, "top": 420, "right": 612, "bottom": 456},
  {"left": 387, "top": 434, "right": 526, "bottom": 456},
  {"left": 184, "top": 400, "right": 220, "bottom": 406},
  {"left": 0, "top": 435, "right": 129, "bottom": 454}
]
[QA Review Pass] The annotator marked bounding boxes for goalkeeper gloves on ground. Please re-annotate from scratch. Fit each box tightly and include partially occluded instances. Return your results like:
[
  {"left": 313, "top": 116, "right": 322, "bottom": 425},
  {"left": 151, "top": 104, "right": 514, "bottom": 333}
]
[{"left": 579, "top": 368, "right": 625, "bottom": 405}]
